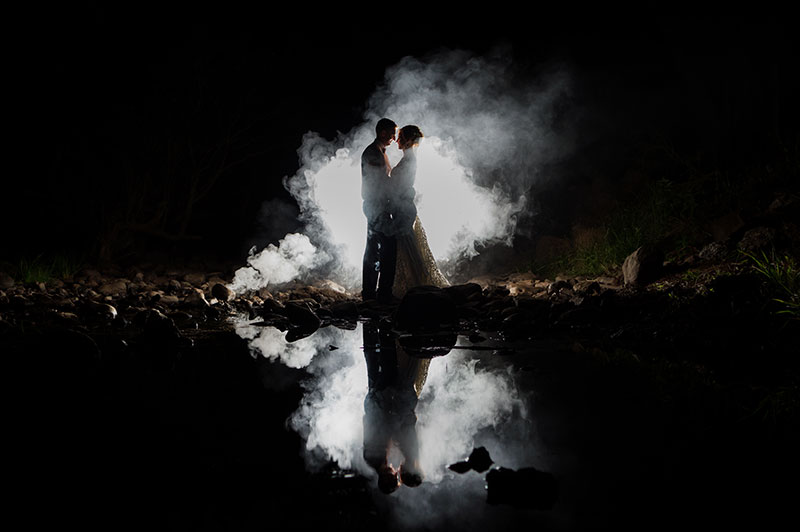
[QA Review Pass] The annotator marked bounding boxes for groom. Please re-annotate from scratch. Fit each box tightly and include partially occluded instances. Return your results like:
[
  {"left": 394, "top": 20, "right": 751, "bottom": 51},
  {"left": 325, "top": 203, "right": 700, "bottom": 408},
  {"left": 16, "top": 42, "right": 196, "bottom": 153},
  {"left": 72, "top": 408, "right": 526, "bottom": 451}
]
[{"left": 361, "top": 118, "right": 397, "bottom": 302}]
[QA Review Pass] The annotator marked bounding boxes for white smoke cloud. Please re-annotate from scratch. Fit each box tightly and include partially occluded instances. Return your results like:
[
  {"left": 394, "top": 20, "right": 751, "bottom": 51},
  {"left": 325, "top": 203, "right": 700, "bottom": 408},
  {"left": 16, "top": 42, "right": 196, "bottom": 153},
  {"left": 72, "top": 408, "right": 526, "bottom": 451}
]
[
  {"left": 229, "top": 232, "right": 328, "bottom": 295},
  {"left": 231, "top": 47, "right": 576, "bottom": 293}
]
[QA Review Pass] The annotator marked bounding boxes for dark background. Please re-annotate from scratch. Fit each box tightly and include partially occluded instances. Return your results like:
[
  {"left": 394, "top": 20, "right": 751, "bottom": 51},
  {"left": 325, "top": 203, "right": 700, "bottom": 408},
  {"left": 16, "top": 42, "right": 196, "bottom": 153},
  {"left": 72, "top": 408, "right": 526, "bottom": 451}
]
[{"left": 5, "top": 5, "right": 798, "bottom": 269}]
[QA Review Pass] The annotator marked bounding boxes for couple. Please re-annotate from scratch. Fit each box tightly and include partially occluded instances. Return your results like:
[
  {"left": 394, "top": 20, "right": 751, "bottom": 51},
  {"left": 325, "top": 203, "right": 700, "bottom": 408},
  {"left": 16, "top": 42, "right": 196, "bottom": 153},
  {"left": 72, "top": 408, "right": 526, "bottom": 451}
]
[
  {"left": 360, "top": 117, "right": 449, "bottom": 303},
  {"left": 359, "top": 118, "right": 449, "bottom": 493}
]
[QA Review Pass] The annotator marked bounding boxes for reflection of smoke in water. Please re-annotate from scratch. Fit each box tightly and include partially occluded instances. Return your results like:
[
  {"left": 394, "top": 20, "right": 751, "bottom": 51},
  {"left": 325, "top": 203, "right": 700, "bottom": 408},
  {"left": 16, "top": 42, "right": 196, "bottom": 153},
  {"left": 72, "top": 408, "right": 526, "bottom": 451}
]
[
  {"left": 233, "top": 319, "right": 527, "bottom": 487},
  {"left": 231, "top": 48, "right": 574, "bottom": 293}
]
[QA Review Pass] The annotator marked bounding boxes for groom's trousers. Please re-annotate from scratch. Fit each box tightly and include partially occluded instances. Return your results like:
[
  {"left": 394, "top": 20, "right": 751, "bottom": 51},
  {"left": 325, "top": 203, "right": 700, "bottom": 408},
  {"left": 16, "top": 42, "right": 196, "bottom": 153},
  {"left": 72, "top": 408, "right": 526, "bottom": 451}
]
[{"left": 362, "top": 228, "right": 397, "bottom": 301}]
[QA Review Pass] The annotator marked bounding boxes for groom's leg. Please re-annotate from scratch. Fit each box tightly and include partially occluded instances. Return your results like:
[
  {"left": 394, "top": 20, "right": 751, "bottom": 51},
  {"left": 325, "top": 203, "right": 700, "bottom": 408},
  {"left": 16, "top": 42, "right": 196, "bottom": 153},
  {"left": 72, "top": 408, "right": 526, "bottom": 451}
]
[
  {"left": 377, "top": 234, "right": 397, "bottom": 302},
  {"left": 362, "top": 230, "right": 379, "bottom": 300}
]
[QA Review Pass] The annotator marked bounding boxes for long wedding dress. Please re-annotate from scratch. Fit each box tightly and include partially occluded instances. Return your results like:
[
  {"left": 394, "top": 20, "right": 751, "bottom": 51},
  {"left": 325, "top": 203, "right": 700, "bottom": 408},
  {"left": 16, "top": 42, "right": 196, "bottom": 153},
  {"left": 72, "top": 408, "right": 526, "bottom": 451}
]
[
  {"left": 389, "top": 149, "right": 450, "bottom": 299},
  {"left": 388, "top": 148, "right": 450, "bottom": 398}
]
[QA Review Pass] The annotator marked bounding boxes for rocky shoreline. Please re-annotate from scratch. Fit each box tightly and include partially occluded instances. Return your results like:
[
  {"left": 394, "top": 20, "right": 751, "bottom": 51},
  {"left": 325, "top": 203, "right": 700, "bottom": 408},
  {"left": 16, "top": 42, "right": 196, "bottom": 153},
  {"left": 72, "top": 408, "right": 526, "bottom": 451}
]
[
  {"left": 2, "top": 241, "right": 798, "bottom": 530},
  {"left": 2, "top": 241, "right": 797, "bottom": 412}
]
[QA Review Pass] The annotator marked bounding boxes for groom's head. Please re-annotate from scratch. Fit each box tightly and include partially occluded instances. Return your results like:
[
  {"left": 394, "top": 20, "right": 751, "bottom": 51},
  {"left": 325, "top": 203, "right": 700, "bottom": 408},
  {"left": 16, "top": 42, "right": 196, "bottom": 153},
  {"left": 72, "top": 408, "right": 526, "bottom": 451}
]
[{"left": 375, "top": 118, "right": 397, "bottom": 148}]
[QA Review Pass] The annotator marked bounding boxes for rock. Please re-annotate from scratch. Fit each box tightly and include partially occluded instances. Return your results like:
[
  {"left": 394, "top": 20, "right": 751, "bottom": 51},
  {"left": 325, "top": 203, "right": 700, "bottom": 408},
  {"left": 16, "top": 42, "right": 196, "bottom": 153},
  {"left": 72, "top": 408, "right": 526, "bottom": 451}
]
[
  {"left": 442, "top": 283, "right": 483, "bottom": 304},
  {"left": 284, "top": 301, "right": 321, "bottom": 333},
  {"left": 485, "top": 466, "right": 558, "bottom": 510},
  {"left": 448, "top": 446, "right": 495, "bottom": 474},
  {"left": 211, "top": 283, "right": 233, "bottom": 302},
  {"left": 467, "top": 446, "right": 494, "bottom": 472},
  {"left": 85, "top": 300, "right": 117, "bottom": 321},
  {"left": 259, "top": 297, "right": 286, "bottom": 316},
  {"left": 0, "top": 272, "right": 14, "bottom": 290},
  {"left": 183, "top": 272, "right": 206, "bottom": 286},
  {"left": 284, "top": 327, "right": 316, "bottom": 343},
  {"left": 168, "top": 311, "right": 194, "bottom": 325},
  {"left": 139, "top": 308, "right": 182, "bottom": 342},
  {"left": 698, "top": 241, "right": 729, "bottom": 262},
  {"left": 501, "top": 311, "right": 532, "bottom": 334},
  {"left": 329, "top": 301, "right": 359, "bottom": 320},
  {"left": 256, "top": 312, "right": 290, "bottom": 330},
  {"left": 448, "top": 461, "right": 472, "bottom": 474},
  {"left": 184, "top": 288, "right": 209, "bottom": 307},
  {"left": 52, "top": 310, "right": 81, "bottom": 327},
  {"left": 504, "top": 273, "right": 538, "bottom": 297},
  {"left": 737, "top": 226, "right": 776, "bottom": 254},
  {"left": 573, "top": 280, "right": 601, "bottom": 295},
  {"left": 395, "top": 285, "right": 458, "bottom": 331},
  {"left": 257, "top": 287, "right": 273, "bottom": 300},
  {"left": 98, "top": 280, "right": 128, "bottom": 297},
  {"left": 316, "top": 279, "right": 348, "bottom": 295},
  {"left": 159, "top": 294, "right": 180, "bottom": 305},
  {"left": 622, "top": 245, "right": 664, "bottom": 287},
  {"left": 547, "top": 279, "right": 571, "bottom": 296}
]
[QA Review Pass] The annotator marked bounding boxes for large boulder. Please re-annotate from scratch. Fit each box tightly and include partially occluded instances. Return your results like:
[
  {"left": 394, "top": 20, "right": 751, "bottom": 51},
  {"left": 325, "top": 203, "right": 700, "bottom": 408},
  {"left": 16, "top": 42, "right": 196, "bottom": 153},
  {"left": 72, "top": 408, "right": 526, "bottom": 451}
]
[
  {"left": 442, "top": 283, "right": 483, "bottom": 304},
  {"left": 329, "top": 300, "right": 359, "bottom": 320},
  {"left": 395, "top": 285, "right": 457, "bottom": 331},
  {"left": 284, "top": 301, "right": 321, "bottom": 337},
  {"left": 622, "top": 245, "right": 664, "bottom": 287}
]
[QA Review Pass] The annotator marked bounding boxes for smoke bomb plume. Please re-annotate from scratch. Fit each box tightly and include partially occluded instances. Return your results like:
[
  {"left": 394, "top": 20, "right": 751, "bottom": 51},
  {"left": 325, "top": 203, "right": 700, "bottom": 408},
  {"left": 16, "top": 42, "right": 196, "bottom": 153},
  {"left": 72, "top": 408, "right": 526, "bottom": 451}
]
[{"left": 232, "top": 47, "right": 576, "bottom": 293}]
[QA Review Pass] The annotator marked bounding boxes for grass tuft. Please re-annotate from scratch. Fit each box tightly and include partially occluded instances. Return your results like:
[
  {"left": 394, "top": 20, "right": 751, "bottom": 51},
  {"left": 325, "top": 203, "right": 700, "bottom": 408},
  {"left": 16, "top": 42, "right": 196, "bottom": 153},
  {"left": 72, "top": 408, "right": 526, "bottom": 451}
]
[
  {"left": 742, "top": 249, "right": 800, "bottom": 320},
  {"left": 9, "top": 254, "right": 85, "bottom": 285}
]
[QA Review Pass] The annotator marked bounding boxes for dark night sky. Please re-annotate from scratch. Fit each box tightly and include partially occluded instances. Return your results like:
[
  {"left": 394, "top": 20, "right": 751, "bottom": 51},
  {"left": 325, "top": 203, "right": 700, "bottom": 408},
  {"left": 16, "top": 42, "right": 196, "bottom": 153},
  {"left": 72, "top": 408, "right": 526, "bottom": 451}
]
[{"left": 6, "top": 5, "right": 798, "bottom": 266}]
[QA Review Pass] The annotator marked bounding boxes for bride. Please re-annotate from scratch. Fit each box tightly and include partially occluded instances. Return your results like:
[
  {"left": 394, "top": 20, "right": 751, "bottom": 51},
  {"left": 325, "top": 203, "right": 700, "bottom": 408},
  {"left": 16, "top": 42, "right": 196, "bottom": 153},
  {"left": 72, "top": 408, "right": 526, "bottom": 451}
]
[{"left": 388, "top": 125, "right": 450, "bottom": 298}]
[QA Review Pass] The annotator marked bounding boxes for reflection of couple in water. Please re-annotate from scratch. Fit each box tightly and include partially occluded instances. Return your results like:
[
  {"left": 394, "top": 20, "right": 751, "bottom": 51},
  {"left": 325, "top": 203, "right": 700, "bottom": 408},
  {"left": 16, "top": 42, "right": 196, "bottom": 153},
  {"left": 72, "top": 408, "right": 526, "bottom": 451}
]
[{"left": 360, "top": 118, "right": 451, "bottom": 493}]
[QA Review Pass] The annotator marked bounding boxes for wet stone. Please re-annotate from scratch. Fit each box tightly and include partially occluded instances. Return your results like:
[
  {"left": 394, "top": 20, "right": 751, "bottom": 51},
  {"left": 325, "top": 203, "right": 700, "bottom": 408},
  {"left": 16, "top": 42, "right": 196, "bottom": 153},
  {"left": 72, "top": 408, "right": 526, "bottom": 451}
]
[
  {"left": 329, "top": 301, "right": 359, "bottom": 320},
  {"left": 396, "top": 286, "right": 457, "bottom": 331},
  {"left": 138, "top": 308, "right": 182, "bottom": 343},
  {"left": 448, "top": 461, "right": 472, "bottom": 474},
  {"left": 442, "top": 282, "right": 483, "bottom": 304},
  {"left": 467, "top": 446, "right": 494, "bottom": 472},
  {"left": 184, "top": 288, "right": 209, "bottom": 308},
  {"left": 211, "top": 283, "right": 232, "bottom": 302},
  {"left": 284, "top": 301, "right": 321, "bottom": 333}
]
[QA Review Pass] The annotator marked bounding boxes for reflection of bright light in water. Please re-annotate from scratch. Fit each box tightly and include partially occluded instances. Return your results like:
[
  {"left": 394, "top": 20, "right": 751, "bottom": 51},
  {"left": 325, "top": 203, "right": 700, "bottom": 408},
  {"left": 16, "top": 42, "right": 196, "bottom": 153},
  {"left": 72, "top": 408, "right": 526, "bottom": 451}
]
[
  {"left": 417, "top": 353, "right": 523, "bottom": 483},
  {"left": 232, "top": 318, "right": 524, "bottom": 482},
  {"left": 233, "top": 316, "right": 370, "bottom": 471}
]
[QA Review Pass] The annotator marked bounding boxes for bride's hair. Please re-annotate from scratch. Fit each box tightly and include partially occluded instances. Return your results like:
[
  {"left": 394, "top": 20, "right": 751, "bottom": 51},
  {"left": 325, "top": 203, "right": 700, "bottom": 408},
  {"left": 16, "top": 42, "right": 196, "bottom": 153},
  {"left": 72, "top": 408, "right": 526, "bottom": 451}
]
[{"left": 399, "top": 125, "right": 424, "bottom": 148}]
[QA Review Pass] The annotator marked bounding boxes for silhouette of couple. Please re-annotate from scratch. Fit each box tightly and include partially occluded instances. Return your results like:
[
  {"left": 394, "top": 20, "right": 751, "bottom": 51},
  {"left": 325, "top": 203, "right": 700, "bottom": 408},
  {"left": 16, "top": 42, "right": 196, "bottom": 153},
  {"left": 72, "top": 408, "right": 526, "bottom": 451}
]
[
  {"left": 360, "top": 118, "right": 449, "bottom": 303},
  {"left": 360, "top": 118, "right": 451, "bottom": 493}
]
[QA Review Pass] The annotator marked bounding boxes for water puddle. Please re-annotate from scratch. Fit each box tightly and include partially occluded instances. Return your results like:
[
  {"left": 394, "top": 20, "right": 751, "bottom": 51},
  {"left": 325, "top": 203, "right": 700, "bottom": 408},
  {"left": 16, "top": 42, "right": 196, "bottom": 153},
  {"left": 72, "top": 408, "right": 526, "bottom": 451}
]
[{"left": 232, "top": 315, "right": 564, "bottom": 529}]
